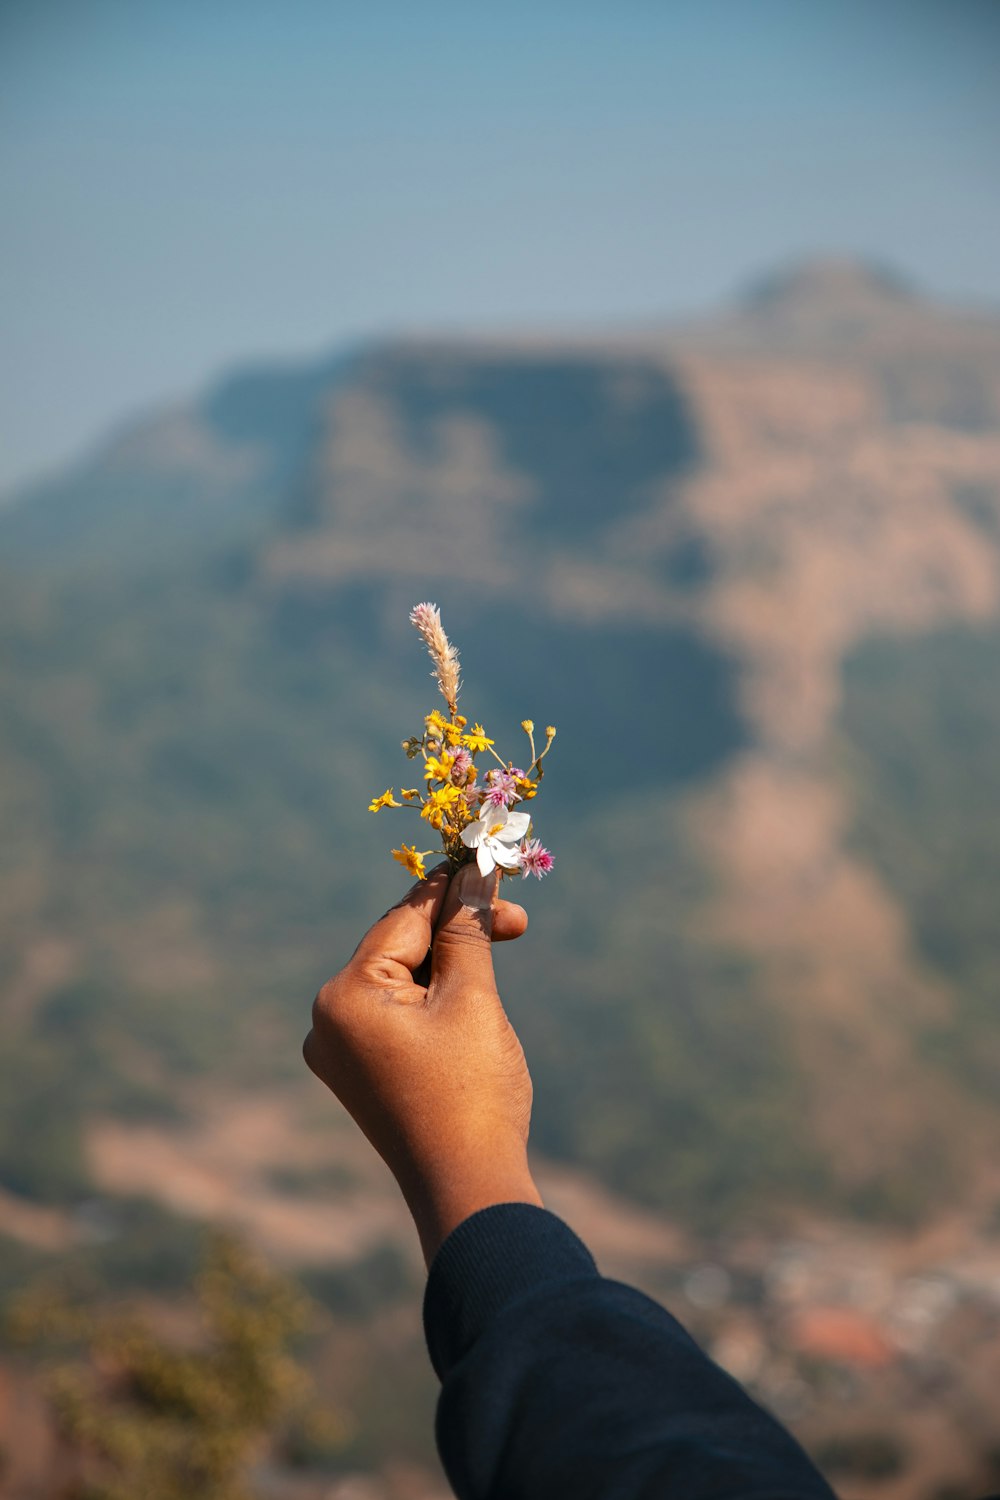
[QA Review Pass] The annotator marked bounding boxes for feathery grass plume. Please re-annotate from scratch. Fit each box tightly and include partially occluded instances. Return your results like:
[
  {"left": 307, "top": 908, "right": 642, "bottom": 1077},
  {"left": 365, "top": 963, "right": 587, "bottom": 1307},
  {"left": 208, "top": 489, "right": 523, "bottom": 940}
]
[{"left": 409, "top": 601, "right": 461, "bottom": 715}]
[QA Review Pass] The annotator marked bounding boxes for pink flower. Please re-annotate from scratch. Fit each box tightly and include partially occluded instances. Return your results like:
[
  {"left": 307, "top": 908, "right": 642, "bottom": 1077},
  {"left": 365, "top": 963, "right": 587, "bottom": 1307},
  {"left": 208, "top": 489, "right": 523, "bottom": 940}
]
[
  {"left": 484, "top": 767, "right": 522, "bottom": 807},
  {"left": 519, "top": 838, "right": 554, "bottom": 879},
  {"left": 450, "top": 748, "right": 474, "bottom": 785}
]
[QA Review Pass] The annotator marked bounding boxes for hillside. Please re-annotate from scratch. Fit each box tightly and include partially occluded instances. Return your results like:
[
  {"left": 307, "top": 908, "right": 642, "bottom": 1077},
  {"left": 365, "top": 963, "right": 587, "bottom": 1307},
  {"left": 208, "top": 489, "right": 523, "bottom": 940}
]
[
  {"left": 3, "top": 258, "right": 1000, "bottom": 1220},
  {"left": 2, "top": 258, "right": 1000, "bottom": 1496}
]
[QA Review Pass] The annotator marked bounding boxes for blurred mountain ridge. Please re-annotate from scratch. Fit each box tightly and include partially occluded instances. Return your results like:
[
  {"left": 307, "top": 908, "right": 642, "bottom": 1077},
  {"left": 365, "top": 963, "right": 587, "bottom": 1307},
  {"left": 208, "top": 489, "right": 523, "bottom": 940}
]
[{"left": 1, "top": 255, "right": 1000, "bottom": 1243}]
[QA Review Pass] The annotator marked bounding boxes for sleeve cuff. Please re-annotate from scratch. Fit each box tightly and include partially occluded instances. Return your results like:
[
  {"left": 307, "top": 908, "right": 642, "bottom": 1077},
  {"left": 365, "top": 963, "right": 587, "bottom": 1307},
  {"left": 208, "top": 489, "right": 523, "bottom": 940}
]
[{"left": 423, "top": 1202, "right": 599, "bottom": 1379}]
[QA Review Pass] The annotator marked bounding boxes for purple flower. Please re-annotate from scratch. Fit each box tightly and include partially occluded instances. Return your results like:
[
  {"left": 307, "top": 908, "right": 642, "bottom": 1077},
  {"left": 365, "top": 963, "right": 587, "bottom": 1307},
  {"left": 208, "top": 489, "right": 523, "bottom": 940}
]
[{"left": 519, "top": 838, "right": 554, "bottom": 879}]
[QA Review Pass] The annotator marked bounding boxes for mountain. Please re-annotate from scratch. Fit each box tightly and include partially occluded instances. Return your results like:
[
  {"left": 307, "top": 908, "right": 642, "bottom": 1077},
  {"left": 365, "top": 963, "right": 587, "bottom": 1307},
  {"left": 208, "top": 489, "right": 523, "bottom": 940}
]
[
  {"left": 0, "top": 351, "right": 353, "bottom": 565},
  {"left": 4, "top": 257, "right": 1000, "bottom": 1497},
  {"left": 2, "top": 258, "right": 1000, "bottom": 1234}
]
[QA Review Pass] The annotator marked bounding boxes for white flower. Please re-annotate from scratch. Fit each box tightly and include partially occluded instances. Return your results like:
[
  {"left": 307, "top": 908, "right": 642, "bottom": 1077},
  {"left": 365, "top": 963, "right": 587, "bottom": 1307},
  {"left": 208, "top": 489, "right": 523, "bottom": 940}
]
[{"left": 460, "top": 804, "right": 531, "bottom": 877}]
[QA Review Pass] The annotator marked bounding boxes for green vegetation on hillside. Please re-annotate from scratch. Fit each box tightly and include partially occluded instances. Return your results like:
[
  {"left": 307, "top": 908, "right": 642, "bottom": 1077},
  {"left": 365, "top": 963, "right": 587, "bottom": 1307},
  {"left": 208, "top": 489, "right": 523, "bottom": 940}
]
[
  {"left": 6, "top": 542, "right": 997, "bottom": 1233},
  {"left": 839, "top": 626, "right": 1000, "bottom": 1098},
  {"left": 514, "top": 792, "right": 827, "bottom": 1224},
  {"left": 0, "top": 548, "right": 817, "bottom": 1228}
]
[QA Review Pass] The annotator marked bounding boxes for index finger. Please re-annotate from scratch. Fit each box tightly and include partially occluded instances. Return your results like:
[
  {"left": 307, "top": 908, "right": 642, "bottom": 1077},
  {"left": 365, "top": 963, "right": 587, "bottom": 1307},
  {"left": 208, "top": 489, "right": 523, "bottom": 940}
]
[{"left": 351, "top": 863, "right": 452, "bottom": 974}]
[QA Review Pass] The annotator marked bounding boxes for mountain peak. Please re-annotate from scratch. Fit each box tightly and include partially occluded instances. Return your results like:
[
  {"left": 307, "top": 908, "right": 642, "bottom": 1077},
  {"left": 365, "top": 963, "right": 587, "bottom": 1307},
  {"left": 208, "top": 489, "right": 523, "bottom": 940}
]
[
  {"left": 741, "top": 256, "right": 916, "bottom": 316},
  {"left": 666, "top": 254, "right": 961, "bottom": 355}
]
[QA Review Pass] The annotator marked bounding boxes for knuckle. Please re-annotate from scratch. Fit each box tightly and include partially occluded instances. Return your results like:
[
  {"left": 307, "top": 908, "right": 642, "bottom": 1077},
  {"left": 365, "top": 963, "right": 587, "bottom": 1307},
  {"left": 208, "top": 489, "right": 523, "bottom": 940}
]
[
  {"left": 312, "top": 971, "right": 376, "bottom": 1039},
  {"left": 312, "top": 976, "right": 344, "bottom": 1029}
]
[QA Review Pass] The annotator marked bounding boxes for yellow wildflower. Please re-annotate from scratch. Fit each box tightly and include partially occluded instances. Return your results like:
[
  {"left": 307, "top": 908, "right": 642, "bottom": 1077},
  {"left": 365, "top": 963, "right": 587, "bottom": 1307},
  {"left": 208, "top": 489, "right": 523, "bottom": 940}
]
[
  {"left": 421, "top": 784, "right": 462, "bottom": 830},
  {"left": 392, "top": 844, "right": 429, "bottom": 879},
  {"left": 462, "top": 724, "right": 494, "bottom": 754},
  {"left": 369, "top": 789, "right": 402, "bottom": 812},
  {"left": 515, "top": 776, "right": 539, "bottom": 801},
  {"left": 426, "top": 710, "right": 464, "bottom": 746},
  {"left": 423, "top": 786, "right": 460, "bottom": 814},
  {"left": 521, "top": 719, "right": 534, "bottom": 733},
  {"left": 424, "top": 750, "right": 455, "bottom": 782},
  {"left": 400, "top": 788, "right": 420, "bottom": 801}
]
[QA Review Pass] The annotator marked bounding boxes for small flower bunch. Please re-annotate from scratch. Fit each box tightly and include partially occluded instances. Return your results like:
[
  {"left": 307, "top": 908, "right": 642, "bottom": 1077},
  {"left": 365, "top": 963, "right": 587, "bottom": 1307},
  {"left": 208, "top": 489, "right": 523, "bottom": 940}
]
[{"left": 369, "top": 602, "right": 556, "bottom": 883}]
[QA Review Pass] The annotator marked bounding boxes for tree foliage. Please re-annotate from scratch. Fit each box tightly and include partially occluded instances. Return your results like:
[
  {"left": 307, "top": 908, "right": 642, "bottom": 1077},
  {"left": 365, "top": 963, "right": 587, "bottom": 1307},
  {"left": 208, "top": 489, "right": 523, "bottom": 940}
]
[{"left": 8, "top": 1235, "right": 323, "bottom": 1500}]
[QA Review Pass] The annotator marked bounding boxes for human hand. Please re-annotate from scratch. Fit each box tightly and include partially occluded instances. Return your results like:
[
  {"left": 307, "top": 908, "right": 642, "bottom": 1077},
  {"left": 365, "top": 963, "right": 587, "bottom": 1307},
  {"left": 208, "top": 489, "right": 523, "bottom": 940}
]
[{"left": 303, "top": 863, "right": 542, "bottom": 1265}]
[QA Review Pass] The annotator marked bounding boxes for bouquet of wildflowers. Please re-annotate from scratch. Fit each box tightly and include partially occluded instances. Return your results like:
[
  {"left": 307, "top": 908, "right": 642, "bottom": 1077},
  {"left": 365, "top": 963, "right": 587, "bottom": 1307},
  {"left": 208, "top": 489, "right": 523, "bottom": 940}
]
[{"left": 369, "top": 603, "right": 555, "bottom": 883}]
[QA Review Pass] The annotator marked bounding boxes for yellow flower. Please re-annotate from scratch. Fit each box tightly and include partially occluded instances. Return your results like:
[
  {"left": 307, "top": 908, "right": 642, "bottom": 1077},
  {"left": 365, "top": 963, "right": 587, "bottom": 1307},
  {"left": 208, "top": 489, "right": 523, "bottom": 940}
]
[
  {"left": 462, "top": 724, "right": 494, "bottom": 754},
  {"left": 369, "top": 789, "right": 402, "bottom": 812},
  {"left": 424, "top": 751, "right": 455, "bottom": 782},
  {"left": 521, "top": 719, "right": 534, "bottom": 733},
  {"left": 425, "top": 708, "right": 464, "bottom": 747},
  {"left": 392, "top": 844, "right": 429, "bottom": 879},
  {"left": 515, "top": 776, "right": 539, "bottom": 801},
  {"left": 400, "top": 788, "right": 420, "bottom": 801},
  {"left": 421, "top": 784, "right": 462, "bottom": 830}
]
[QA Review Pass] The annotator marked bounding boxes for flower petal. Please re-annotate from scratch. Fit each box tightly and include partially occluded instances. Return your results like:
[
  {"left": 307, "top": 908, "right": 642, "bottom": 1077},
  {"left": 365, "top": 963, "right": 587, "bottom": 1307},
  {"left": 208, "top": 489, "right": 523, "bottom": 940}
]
[
  {"left": 476, "top": 840, "right": 497, "bottom": 876},
  {"left": 461, "top": 820, "right": 485, "bottom": 848},
  {"left": 489, "top": 839, "right": 522, "bottom": 870},
  {"left": 501, "top": 810, "right": 531, "bottom": 841}
]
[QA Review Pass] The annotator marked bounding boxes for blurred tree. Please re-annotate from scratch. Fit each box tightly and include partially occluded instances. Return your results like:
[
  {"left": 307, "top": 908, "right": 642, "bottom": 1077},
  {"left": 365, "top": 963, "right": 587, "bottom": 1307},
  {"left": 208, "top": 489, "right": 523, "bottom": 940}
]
[{"left": 7, "top": 1234, "right": 337, "bottom": 1499}]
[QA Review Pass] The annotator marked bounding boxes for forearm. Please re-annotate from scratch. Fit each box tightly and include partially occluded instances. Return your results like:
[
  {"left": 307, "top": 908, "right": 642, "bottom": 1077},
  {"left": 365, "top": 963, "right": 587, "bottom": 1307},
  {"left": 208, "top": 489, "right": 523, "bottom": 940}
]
[{"left": 425, "top": 1205, "right": 837, "bottom": 1500}]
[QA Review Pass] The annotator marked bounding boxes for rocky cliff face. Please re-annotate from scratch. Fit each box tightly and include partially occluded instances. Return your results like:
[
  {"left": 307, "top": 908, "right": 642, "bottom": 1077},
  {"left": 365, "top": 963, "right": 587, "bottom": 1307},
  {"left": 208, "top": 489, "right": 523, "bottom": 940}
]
[{"left": 2, "top": 260, "right": 1000, "bottom": 1224}]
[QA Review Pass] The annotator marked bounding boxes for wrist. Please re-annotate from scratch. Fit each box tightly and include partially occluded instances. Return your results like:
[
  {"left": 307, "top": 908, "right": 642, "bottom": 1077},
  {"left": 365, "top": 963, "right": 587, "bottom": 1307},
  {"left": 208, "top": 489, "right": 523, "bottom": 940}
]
[{"left": 401, "top": 1147, "right": 542, "bottom": 1266}]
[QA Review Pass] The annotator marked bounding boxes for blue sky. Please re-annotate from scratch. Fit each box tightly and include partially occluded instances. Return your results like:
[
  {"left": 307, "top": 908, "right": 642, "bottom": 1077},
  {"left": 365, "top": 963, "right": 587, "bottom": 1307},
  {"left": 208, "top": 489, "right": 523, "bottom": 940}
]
[{"left": 2, "top": 0, "right": 999, "bottom": 495}]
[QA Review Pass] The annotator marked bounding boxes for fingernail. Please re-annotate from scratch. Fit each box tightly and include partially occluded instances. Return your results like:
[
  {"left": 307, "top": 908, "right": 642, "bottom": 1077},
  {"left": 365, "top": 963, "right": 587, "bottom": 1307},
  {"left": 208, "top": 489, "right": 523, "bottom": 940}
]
[{"left": 456, "top": 864, "right": 495, "bottom": 910}]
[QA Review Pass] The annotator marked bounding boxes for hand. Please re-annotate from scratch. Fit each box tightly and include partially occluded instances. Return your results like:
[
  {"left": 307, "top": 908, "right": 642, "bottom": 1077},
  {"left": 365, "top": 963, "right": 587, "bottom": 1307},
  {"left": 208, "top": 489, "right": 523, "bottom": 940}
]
[{"left": 303, "top": 862, "right": 542, "bottom": 1265}]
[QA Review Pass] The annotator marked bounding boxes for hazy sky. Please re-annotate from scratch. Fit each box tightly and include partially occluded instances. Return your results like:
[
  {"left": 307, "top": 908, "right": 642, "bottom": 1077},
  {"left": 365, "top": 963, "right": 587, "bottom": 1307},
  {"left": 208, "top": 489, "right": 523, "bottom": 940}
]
[{"left": 2, "top": 0, "right": 999, "bottom": 496}]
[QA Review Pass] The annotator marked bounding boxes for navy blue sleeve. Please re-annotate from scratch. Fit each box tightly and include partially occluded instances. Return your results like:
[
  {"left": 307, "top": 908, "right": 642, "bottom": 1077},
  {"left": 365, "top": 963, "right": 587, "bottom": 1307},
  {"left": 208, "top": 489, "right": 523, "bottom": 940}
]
[{"left": 424, "top": 1203, "right": 837, "bottom": 1500}]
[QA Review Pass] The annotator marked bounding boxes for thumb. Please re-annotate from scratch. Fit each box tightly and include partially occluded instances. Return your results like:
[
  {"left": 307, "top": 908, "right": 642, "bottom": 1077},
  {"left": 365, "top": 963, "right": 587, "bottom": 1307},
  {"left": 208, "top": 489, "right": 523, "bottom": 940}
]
[
  {"left": 430, "top": 863, "right": 499, "bottom": 1002},
  {"left": 351, "top": 863, "right": 450, "bottom": 972}
]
